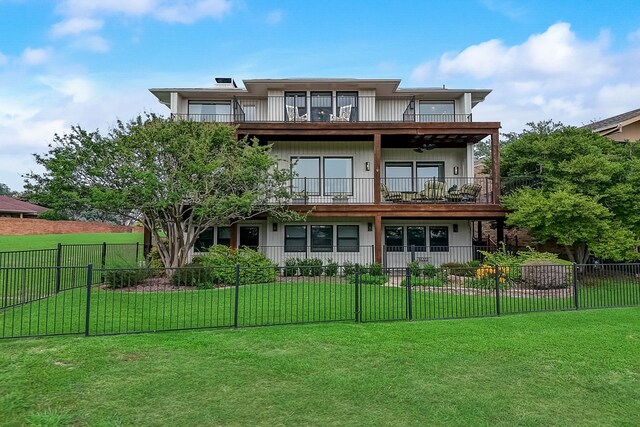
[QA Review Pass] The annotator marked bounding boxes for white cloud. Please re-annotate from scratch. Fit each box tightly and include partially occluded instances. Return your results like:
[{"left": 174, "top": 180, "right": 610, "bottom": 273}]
[
  {"left": 408, "top": 22, "right": 635, "bottom": 133},
  {"left": 628, "top": 28, "right": 640, "bottom": 43},
  {"left": 480, "top": 0, "right": 526, "bottom": 19},
  {"left": 39, "top": 76, "right": 96, "bottom": 103},
  {"left": 72, "top": 35, "right": 110, "bottom": 52},
  {"left": 51, "top": 17, "right": 104, "bottom": 37},
  {"left": 0, "top": 51, "right": 7, "bottom": 66},
  {"left": 266, "top": 10, "right": 283, "bottom": 25},
  {"left": 21, "top": 47, "right": 52, "bottom": 65}
]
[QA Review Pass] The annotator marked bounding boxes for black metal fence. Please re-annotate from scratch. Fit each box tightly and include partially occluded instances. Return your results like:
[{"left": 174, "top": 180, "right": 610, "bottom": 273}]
[{"left": 1, "top": 263, "right": 639, "bottom": 339}]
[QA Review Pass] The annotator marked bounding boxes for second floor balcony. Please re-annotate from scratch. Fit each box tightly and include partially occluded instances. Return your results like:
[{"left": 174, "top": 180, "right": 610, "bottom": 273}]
[
  {"left": 283, "top": 176, "right": 495, "bottom": 205},
  {"left": 172, "top": 95, "right": 473, "bottom": 124}
]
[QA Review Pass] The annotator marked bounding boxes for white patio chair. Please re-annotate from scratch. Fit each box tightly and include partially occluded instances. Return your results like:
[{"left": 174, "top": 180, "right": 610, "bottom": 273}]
[
  {"left": 330, "top": 104, "right": 352, "bottom": 122},
  {"left": 286, "top": 105, "right": 308, "bottom": 122}
]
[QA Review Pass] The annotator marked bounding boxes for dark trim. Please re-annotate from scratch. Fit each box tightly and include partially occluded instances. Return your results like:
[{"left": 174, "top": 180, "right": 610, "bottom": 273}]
[
  {"left": 429, "top": 225, "right": 449, "bottom": 252},
  {"left": 336, "top": 225, "right": 360, "bottom": 252},
  {"left": 290, "top": 156, "right": 321, "bottom": 196},
  {"left": 336, "top": 91, "right": 359, "bottom": 122},
  {"left": 284, "top": 225, "right": 307, "bottom": 253},
  {"left": 322, "top": 156, "right": 354, "bottom": 196},
  {"left": 310, "top": 225, "right": 333, "bottom": 252}
]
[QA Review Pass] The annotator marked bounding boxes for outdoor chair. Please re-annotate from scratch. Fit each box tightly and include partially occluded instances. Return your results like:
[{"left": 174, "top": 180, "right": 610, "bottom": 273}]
[
  {"left": 381, "top": 182, "right": 402, "bottom": 202},
  {"left": 458, "top": 183, "right": 482, "bottom": 202},
  {"left": 420, "top": 181, "right": 446, "bottom": 202},
  {"left": 330, "top": 104, "right": 352, "bottom": 122},
  {"left": 286, "top": 105, "right": 309, "bottom": 122}
]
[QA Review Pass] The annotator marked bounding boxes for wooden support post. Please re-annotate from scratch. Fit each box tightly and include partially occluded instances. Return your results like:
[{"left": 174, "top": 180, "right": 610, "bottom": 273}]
[
  {"left": 230, "top": 223, "right": 238, "bottom": 249},
  {"left": 374, "top": 215, "right": 382, "bottom": 264},
  {"left": 496, "top": 219, "right": 505, "bottom": 244},
  {"left": 491, "top": 131, "right": 500, "bottom": 204},
  {"left": 373, "top": 133, "right": 381, "bottom": 205}
]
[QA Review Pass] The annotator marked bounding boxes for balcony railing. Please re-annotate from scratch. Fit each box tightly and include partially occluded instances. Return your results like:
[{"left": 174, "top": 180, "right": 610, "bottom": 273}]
[
  {"left": 172, "top": 96, "right": 473, "bottom": 123},
  {"left": 280, "top": 176, "right": 494, "bottom": 205}
]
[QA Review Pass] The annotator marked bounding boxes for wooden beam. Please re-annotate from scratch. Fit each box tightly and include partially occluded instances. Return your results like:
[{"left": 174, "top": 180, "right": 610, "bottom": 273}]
[
  {"left": 230, "top": 223, "right": 238, "bottom": 249},
  {"left": 374, "top": 215, "right": 382, "bottom": 264},
  {"left": 373, "top": 134, "right": 381, "bottom": 205},
  {"left": 491, "top": 131, "right": 501, "bottom": 203}
]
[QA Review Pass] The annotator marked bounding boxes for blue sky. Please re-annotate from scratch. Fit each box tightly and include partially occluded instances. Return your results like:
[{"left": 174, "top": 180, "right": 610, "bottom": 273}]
[{"left": 1, "top": 0, "right": 640, "bottom": 189}]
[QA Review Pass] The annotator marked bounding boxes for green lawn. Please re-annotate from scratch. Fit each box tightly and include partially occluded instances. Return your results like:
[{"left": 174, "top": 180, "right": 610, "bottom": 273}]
[
  {"left": 0, "top": 308, "right": 638, "bottom": 426},
  {"left": 0, "top": 232, "right": 143, "bottom": 252}
]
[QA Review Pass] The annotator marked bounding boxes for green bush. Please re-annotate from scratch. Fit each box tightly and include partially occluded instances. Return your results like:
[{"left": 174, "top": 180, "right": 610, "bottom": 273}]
[
  {"left": 324, "top": 259, "right": 339, "bottom": 277},
  {"left": 193, "top": 245, "right": 276, "bottom": 285},
  {"left": 297, "top": 258, "right": 323, "bottom": 276},
  {"left": 407, "top": 261, "right": 422, "bottom": 277},
  {"left": 37, "top": 210, "right": 69, "bottom": 221},
  {"left": 171, "top": 265, "right": 218, "bottom": 288},
  {"left": 367, "top": 262, "right": 383, "bottom": 276},
  {"left": 348, "top": 273, "right": 388, "bottom": 285},
  {"left": 401, "top": 276, "right": 449, "bottom": 287},
  {"left": 146, "top": 246, "right": 164, "bottom": 269},
  {"left": 440, "top": 262, "right": 478, "bottom": 277},
  {"left": 284, "top": 258, "right": 299, "bottom": 276},
  {"left": 422, "top": 263, "right": 438, "bottom": 278},
  {"left": 479, "top": 245, "right": 572, "bottom": 283},
  {"left": 103, "top": 260, "right": 150, "bottom": 289},
  {"left": 342, "top": 261, "right": 356, "bottom": 276}
]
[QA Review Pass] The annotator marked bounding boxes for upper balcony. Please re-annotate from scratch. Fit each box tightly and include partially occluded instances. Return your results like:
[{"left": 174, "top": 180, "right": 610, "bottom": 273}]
[{"left": 171, "top": 95, "right": 473, "bottom": 124}]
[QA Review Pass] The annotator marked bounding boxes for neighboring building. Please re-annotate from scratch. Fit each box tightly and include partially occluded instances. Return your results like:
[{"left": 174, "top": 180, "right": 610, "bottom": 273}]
[
  {"left": 583, "top": 108, "right": 640, "bottom": 141},
  {"left": 0, "top": 196, "right": 47, "bottom": 218},
  {"left": 149, "top": 77, "right": 505, "bottom": 267}
]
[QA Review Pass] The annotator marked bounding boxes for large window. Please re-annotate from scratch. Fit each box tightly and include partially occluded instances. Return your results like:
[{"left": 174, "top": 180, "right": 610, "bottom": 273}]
[
  {"left": 194, "top": 227, "right": 214, "bottom": 252},
  {"left": 336, "top": 91, "right": 358, "bottom": 121},
  {"left": 384, "top": 226, "right": 404, "bottom": 252},
  {"left": 324, "top": 157, "right": 353, "bottom": 195},
  {"left": 418, "top": 101, "right": 454, "bottom": 122},
  {"left": 416, "top": 162, "right": 444, "bottom": 190},
  {"left": 285, "top": 92, "right": 307, "bottom": 119},
  {"left": 217, "top": 227, "right": 231, "bottom": 247},
  {"left": 407, "top": 226, "right": 426, "bottom": 251},
  {"left": 239, "top": 226, "right": 260, "bottom": 250},
  {"left": 385, "top": 162, "right": 413, "bottom": 192},
  {"left": 429, "top": 226, "right": 449, "bottom": 252},
  {"left": 285, "top": 225, "right": 307, "bottom": 252},
  {"left": 291, "top": 157, "right": 320, "bottom": 195},
  {"left": 310, "top": 92, "right": 332, "bottom": 122},
  {"left": 188, "top": 101, "right": 231, "bottom": 122},
  {"left": 337, "top": 225, "right": 359, "bottom": 252},
  {"left": 311, "top": 225, "right": 333, "bottom": 252}
]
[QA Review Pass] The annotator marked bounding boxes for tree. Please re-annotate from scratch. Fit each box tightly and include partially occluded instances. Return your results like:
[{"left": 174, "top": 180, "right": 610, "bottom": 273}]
[
  {"left": 0, "top": 183, "right": 13, "bottom": 196},
  {"left": 501, "top": 123, "right": 640, "bottom": 263},
  {"left": 25, "top": 115, "right": 301, "bottom": 268}
]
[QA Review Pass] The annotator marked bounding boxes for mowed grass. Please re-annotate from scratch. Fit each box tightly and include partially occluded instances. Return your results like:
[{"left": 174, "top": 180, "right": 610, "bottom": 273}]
[
  {"left": 2, "top": 279, "right": 638, "bottom": 338},
  {"left": 0, "top": 308, "right": 639, "bottom": 426},
  {"left": 0, "top": 232, "right": 143, "bottom": 252}
]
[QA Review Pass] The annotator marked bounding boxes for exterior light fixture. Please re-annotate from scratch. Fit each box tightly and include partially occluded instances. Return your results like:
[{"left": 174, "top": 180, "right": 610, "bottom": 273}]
[
  {"left": 367, "top": 222, "right": 373, "bottom": 232},
  {"left": 453, "top": 224, "right": 458, "bottom": 232},
  {"left": 365, "top": 162, "right": 370, "bottom": 171},
  {"left": 272, "top": 223, "right": 278, "bottom": 232},
  {"left": 453, "top": 166, "right": 459, "bottom": 175}
]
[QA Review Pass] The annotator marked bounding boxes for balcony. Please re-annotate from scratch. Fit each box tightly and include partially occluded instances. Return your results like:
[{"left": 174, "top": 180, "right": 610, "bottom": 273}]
[
  {"left": 283, "top": 177, "right": 494, "bottom": 205},
  {"left": 172, "top": 96, "right": 473, "bottom": 124}
]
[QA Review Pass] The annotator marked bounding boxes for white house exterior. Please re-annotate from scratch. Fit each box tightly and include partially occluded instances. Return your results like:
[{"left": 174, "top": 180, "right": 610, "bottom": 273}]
[{"left": 150, "top": 78, "right": 505, "bottom": 267}]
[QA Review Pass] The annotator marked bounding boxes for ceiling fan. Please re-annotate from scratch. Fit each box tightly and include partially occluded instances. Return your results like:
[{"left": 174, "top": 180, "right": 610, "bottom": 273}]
[{"left": 413, "top": 143, "right": 437, "bottom": 153}]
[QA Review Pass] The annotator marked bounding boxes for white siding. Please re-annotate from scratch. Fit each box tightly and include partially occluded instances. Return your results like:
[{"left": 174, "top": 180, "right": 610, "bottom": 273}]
[
  {"left": 381, "top": 147, "right": 467, "bottom": 177},
  {"left": 376, "top": 98, "right": 411, "bottom": 121},
  {"left": 267, "top": 89, "right": 285, "bottom": 121},
  {"left": 359, "top": 89, "right": 376, "bottom": 121}
]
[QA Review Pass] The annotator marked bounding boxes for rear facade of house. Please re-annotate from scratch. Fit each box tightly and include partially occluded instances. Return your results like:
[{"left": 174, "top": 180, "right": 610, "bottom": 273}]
[{"left": 150, "top": 78, "right": 505, "bottom": 267}]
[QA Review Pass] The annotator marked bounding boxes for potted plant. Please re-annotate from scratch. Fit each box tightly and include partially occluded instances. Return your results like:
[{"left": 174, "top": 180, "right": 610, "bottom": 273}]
[
  {"left": 291, "top": 191, "right": 308, "bottom": 204},
  {"left": 332, "top": 193, "right": 349, "bottom": 204}
]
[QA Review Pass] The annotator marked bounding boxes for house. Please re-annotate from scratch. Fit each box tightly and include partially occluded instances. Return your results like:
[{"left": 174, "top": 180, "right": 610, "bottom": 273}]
[
  {"left": 149, "top": 77, "right": 505, "bottom": 267},
  {"left": 0, "top": 196, "right": 47, "bottom": 218},
  {"left": 583, "top": 108, "right": 640, "bottom": 141}
]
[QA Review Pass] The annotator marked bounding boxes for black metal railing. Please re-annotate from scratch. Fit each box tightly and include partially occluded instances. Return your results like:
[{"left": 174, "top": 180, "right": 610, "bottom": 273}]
[
  {"left": 171, "top": 96, "right": 475, "bottom": 123},
  {"left": 1, "top": 263, "right": 638, "bottom": 339}
]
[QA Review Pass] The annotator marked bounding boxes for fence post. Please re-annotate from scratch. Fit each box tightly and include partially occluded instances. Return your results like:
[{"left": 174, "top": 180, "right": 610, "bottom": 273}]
[
  {"left": 233, "top": 264, "right": 240, "bottom": 328},
  {"left": 135, "top": 242, "right": 140, "bottom": 263},
  {"left": 54, "top": 243, "right": 62, "bottom": 293},
  {"left": 100, "top": 242, "right": 107, "bottom": 282},
  {"left": 406, "top": 266, "right": 413, "bottom": 321},
  {"left": 371, "top": 245, "right": 375, "bottom": 265},
  {"left": 354, "top": 264, "right": 360, "bottom": 322},
  {"left": 573, "top": 263, "right": 579, "bottom": 310},
  {"left": 410, "top": 244, "right": 416, "bottom": 262},
  {"left": 85, "top": 264, "right": 93, "bottom": 337},
  {"left": 495, "top": 264, "right": 501, "bottom": 316}
]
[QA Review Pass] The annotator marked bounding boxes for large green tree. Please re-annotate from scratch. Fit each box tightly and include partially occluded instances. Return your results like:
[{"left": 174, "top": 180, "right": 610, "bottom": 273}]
[
  {"left": 501, "top": 123, "right": 640, "bottom": 263},
  {"left": 25, "top": 115, "right": 300, "bottom": 268},
  {"left": 0, "top": 183, "right": 13, "bottom": 196}
]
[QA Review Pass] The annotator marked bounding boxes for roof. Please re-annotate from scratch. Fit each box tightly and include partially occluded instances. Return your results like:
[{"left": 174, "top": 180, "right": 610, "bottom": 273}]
[
  {"left": 583, "top": 107, "right": 640, "bottom": 133},
  {"left": 0, "top": 196, "right": 47, "bottom": 215}
]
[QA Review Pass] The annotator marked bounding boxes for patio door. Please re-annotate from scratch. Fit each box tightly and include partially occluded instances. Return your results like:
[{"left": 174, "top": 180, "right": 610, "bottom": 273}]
[{"left": 239, "top": 226, "right": 260, "bottom": 249}]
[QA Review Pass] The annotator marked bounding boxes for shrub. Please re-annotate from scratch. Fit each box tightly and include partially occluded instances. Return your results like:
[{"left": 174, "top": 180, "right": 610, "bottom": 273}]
[
  {"left": 342, "top": 261, "right": 356, "bottom": 277},
  {"left": 37, "top": 210, "right": 69, "bottom": 221},
  {"left": 171, "top": 265, "right": 217, "bottom": 288},
  {"left": 367, "top": 262, "right": 383, "bottom": 276},
  {"left": 422, "top": 263, "right": 438, "bottom": 278},
  {"left": 324, "top": 259, "right": 339, "bottom": 277},
  {"left": 103, "top": 260, "right": 150, "bottom": 289},
  {"left": 407, "top": 261, "right": 422, "bottom": 277},
  {"left": 441, "top": 262, "right": 477, "bottom": 277},
  {"left": 194, "top": 245, "right": 276, "bottom": 285},
  {"left": 401, "top": 276, "right": 449, "bottom": 287},
  {"left": 521, "top": 260, "right": 572, "bottom": 289},
  {"left": 348, "top": 273, "right": 388, "bottom": 285},
  {"left": 146, "top": 246, "right": 164, "bottom": 270},
  {"left": 284, "top": 258, "right": 299, "bottom": 276}
]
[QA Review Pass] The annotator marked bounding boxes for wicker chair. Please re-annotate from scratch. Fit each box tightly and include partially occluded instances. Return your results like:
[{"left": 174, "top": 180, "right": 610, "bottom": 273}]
[
  {"left": 286, "top": 105, "right": 308, "bottom": 122},
  {"left": 330, "top": 104, "right": 352, "bottom": 122},
  {"left": 420, "top": 181, "right": 446, "bottom": 201},
  {"left": 381, "top": 183, "right": 402, "bottom": 202},
  {"left": 459, "top": 183, "right": 482, "bottom": 202}
]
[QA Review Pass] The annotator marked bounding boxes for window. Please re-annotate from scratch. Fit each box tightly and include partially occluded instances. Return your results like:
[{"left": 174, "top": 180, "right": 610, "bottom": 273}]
[
  {"left": 385, "top": 162, "right": 413, "bottom": 192},
  {"left": 311, "top": 225, "right": 333, "bottom": 252},
  {"left": 418, "top": 101, "right": 454, "bottom": 122},
  {"left": 337, "top": 225, "right": 359, "bottom": 252},
  {"left": 407, "top": 226, "right": 426, "bottom": 251},
  {"left": 336, "top": 91, "right": 358, "bottom": 121},
  {"left": 285, "top": 225, "right": 307, "bottom": 252},
  {"left": 291, "top": 157, "right": 320, "bottom": 195},
  {"left": 324, "top": 157, "right": 353, "bottom": 195},
  {"left": 416, "top": 162, "right": 444, "bottom": 190},
  {"left": 429, "top": 226, "right": 449, "bottom": 252},
  {"left": 285, "top": 92, "right": 307, "bottom": 118},
  {"left": 188, "top": 101, "right": 231, "bottom": 122},
  {"left": 384, "top": 226, "right": 404, "bottom": 252},
  {"left": 194, "top": 227, "right": 214, "bottom": 252},
  {"left": 310, "top": 92, "right": 332, "bottom": 122},
  {"left": 239, "top": 226, "right": 260, "bottom": 250},
  {"left": 217, "top": 227, "right": 231, "bottom": 247}
]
